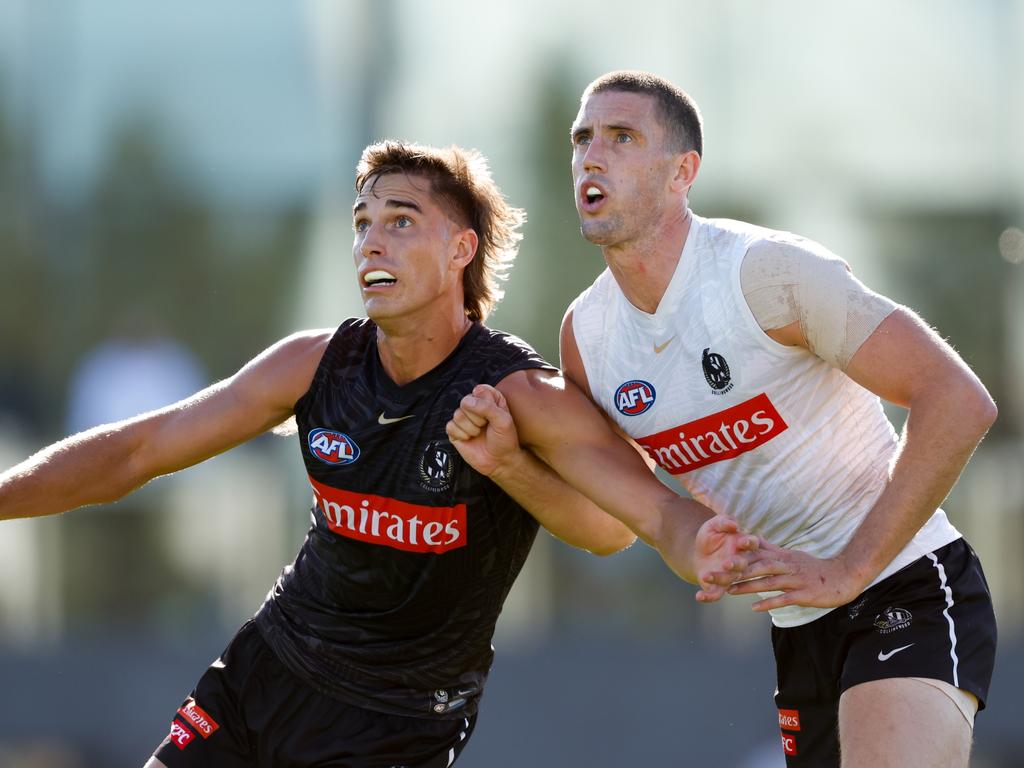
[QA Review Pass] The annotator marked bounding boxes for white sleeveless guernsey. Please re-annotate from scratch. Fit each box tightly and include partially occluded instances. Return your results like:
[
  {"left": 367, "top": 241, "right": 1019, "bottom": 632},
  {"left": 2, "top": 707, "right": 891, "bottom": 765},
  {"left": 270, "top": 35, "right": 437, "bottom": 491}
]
[{"left": 571, "top": 213, "right": 960, "bottom": 627}]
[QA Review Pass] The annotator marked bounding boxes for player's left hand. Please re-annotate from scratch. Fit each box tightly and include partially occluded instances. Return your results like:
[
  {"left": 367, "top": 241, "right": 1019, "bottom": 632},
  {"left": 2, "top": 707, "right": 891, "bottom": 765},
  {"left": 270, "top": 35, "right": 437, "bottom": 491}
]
[
  {"left": 725, "top": 541, "right": 866, "bottom": 611},
  {"left": 446, "top": 384, "right": 524, "bottom": 477}
]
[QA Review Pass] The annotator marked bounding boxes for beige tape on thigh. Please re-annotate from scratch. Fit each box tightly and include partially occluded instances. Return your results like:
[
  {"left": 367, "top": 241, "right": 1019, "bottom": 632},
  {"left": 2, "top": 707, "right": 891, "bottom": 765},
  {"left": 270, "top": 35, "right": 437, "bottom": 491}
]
[
  {"left": 741, "top": 238, "right": 898, "bottom": 370},
  {"left": 908, "top": 677, "right": 979, "bottom": 729}
]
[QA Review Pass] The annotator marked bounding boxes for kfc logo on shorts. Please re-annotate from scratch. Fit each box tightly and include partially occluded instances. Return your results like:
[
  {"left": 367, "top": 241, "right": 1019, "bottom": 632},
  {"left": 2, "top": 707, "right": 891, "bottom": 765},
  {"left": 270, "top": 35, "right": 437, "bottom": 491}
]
[
  {"left": 308, "top": 428, "right": 360, "bottom": 465},
  {"left": 177, "top": 698, "right": 220, "bottom": 739},
  {"left": 169, "top": 721, "right": 195, "bottom": 750},
  {"left": 614, "top": 380, "right": 656, "bottom": 416},
  {"left": 778, "top": 708, "right": 801, "bottom": 731},
  {"left": 781, "top": 732, "right": 798, "bottom": 756}
]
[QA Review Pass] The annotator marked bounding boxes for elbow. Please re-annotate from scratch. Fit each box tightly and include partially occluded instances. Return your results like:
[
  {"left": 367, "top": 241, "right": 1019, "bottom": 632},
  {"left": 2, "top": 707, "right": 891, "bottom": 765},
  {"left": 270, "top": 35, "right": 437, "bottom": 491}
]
[
  {"left": 964, "top": 385, "right": 998, "bottom": 439},
  {"left": 589, "top": 531, "right": 638, "bottom": 557}
]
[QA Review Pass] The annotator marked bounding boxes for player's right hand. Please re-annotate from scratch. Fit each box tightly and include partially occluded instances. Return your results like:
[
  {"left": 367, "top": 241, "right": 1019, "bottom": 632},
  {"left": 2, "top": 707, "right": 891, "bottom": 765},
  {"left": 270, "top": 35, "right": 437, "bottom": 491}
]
[
  {"left": 446, "top": 384, "right": 524, "bottom": 478},
  {"left": 692, "top": 514, "right": 761, "bottom": 603}
]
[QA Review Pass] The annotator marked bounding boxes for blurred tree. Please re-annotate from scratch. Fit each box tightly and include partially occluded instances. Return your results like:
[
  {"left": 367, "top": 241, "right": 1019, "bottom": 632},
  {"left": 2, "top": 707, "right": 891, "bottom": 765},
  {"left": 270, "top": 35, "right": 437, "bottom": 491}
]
[
  {"left": 873, "top": 207, "right": 1017, "bottom": 438},
  {"left": 492, "top": 61, "right": 604, "bottom": 363},
  {"left": 0, "top": 82, "right": 48, "bottom": 434}
]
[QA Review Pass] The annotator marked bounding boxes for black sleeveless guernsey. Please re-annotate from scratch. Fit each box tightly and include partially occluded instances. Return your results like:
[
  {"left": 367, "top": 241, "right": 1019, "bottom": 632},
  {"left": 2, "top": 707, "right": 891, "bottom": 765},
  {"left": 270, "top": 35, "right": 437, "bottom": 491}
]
[{"left": 255, "top": 319, "right": 554, "bottom": 719}]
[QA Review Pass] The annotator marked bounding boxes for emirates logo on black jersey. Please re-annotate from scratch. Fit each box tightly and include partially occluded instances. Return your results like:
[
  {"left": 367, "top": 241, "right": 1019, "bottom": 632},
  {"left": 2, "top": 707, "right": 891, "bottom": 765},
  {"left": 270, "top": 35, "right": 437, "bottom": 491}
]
[
  {"left": 702, "top": 347, "right": 734, "bottom": 395},
  {"left": 419, "top": 441, "right": 455, "bottom": 492}
]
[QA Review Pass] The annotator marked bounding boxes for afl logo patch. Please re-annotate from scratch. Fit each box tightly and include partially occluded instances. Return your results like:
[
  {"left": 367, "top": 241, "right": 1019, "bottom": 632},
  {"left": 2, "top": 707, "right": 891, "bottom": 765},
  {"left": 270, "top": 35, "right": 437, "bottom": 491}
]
[
  {"left": 614, "top": 380, "right": 656, "bottom": 416},
  {"left": 702, "top": 348, "right": 734, "bottom": 394},
  {"left": 308, "top": 428, "right": 360, "bottom": 465},
  {"left": 419, "top": 440, "right": 455, "bottom": 492}
]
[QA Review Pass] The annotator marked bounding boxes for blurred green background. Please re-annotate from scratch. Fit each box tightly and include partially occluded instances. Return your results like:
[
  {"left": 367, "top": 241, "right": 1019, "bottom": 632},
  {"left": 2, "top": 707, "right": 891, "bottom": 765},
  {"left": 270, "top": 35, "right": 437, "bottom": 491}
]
[{"left": 0, "top": 1, "right": 1021, "bottom": 766}]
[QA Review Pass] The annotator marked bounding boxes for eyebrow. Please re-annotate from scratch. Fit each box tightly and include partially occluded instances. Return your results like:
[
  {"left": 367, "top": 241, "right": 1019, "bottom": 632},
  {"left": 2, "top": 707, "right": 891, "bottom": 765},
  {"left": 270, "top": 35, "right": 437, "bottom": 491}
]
[
  {"left": 570, "top": 122, "right": 640, "bottom": 139},
  {"left": 352, "top": 198, "right": 424, "bottom": 215}
]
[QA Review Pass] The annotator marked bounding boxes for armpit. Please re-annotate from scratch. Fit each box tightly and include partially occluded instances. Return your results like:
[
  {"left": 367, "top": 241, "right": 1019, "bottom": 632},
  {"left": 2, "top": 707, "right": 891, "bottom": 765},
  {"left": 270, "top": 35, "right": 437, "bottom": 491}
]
[{"left": 740, "top": 237, "right": 899, "bottom": 370}]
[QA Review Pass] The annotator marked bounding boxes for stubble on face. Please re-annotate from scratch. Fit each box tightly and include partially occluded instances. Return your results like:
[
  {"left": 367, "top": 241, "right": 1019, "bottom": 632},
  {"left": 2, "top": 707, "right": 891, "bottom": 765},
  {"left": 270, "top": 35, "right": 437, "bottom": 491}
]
[{"left": 571, "top": 91, "right": 677, "bottom": 252}]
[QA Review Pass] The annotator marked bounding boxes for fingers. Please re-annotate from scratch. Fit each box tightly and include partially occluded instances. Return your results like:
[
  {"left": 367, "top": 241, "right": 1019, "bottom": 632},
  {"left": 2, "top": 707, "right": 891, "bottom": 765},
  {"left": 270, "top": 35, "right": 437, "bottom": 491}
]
[
  {"left": 695, "top": 584, "right": 727, "bottom": 603},
  {"left": 705, "top": 515, "right": 739, "bottom": 535}
]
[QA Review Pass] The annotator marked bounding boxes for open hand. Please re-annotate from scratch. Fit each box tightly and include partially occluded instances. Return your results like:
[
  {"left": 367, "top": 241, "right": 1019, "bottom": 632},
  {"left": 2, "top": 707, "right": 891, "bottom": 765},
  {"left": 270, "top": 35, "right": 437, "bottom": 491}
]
[
  {"left": 725, "top": 541, "right": 866, "bottom": 611},
  {"left": 693, "top": 515, "right": 761, "bottom": 603}
]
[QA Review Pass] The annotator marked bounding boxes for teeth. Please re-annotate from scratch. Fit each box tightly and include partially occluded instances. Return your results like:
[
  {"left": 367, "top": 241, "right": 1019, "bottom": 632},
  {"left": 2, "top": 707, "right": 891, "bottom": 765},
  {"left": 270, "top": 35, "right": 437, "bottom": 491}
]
[
  {"left": 586, "top": 186, "right": 603, "bottom": 201},
  {"left": 365, "top": 269, "right": 396, "bottom": 285}
]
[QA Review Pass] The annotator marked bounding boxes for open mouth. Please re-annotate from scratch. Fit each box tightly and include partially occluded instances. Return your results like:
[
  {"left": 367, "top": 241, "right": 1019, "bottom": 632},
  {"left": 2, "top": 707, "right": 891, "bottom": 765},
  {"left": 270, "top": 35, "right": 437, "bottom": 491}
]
[
  {"left": 363, "top": 269, "right": 397, "bottom": 287},
  {"left": 581, "top": 183, "right": 606, "bottom": 211}
]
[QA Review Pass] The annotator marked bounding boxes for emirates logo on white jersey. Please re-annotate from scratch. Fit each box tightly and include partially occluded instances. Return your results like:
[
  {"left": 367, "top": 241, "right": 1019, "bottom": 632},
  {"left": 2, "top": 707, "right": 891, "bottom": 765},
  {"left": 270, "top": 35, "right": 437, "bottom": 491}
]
[{"left": 636, "top": 393, "right": 787, "bottom": 474}]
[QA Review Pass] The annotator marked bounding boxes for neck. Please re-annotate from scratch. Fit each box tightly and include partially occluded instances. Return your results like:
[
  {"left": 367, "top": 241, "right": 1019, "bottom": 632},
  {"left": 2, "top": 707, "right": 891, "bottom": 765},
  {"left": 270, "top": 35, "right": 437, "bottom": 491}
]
[
  {"left": 375, "top": 306, "right": 473, "bottom": 386},
  {"left": 603, "top": 207, "right": 692, "bottom": 314}
]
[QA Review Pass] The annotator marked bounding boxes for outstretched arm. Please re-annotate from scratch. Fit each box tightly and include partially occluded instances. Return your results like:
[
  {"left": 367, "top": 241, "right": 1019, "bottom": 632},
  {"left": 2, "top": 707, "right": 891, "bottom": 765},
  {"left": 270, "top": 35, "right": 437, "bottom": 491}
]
[
  {"left": 447, "top": 383, "right": 636, "bottom": 555},
  {"left": 730, "top": 308, "right": 996, "bottom": 611},
  {"left": 459, "top": 369, "right": 758, "bottom": 600},
  {"left": 0, "top": 330, "right": 329, "bottom": 521}
]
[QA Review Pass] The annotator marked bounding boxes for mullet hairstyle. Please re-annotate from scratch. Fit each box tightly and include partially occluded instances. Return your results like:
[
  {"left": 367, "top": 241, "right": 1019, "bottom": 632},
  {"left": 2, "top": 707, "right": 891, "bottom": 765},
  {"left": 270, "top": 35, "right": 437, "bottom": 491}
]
[
  {"left": 355, "top": 141, "right": 525, "bottom": 322},
  {"left": 584, "top": 70, "right": 704, "bottom": 157}
]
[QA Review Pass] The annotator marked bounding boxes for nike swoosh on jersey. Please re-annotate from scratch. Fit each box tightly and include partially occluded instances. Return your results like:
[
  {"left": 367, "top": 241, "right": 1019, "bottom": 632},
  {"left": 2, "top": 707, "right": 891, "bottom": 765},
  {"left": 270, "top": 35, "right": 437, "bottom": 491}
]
[
  {"left": 378, "top": 413, "right": 416, "bottom": 425},
  {"left": 653, "top": 336, "right": 676, "bottom": 354},
  {"left": 878, "top": 643, "right": 915, "bottom": 661}
]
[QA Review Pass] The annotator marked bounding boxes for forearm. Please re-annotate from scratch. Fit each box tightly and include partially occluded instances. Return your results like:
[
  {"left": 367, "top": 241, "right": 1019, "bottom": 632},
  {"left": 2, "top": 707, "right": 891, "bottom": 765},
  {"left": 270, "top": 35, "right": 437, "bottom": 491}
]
[
  {"left": 490, "top": 447, "right": 636, "bottom": 555},
  {"left": 0, "top": 423, "right": 148, "bottom": 521},
  {"left": 641, "top": 495, "right": 716, "bottom": 585},
  {"left": 839, "top": 383, "right": 996, "bottom": 588}
]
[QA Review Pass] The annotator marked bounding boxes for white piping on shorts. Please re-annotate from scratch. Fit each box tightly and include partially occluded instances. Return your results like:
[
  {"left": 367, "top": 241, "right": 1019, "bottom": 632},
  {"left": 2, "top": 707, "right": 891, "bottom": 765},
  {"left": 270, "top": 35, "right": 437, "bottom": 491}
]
[
  {"left": 446, "top": 718, "right": 470, "bottom": 767},
  {"left": 927, "top": 551, "right": 960, "bottom": 688}
]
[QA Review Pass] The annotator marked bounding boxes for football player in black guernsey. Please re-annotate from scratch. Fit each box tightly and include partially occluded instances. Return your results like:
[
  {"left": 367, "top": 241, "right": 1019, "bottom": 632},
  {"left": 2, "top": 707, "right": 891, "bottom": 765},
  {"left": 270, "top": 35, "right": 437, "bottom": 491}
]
[{"left": 0, "top": 140, "right": 759, "bottom": 768}]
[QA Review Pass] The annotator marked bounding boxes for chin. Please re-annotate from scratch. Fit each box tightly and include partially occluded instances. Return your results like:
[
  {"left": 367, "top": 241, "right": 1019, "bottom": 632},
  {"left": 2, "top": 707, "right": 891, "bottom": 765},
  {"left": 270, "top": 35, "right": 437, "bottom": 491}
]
[{"left": 580, "top": 220, "right": 619, "bottom": 246}]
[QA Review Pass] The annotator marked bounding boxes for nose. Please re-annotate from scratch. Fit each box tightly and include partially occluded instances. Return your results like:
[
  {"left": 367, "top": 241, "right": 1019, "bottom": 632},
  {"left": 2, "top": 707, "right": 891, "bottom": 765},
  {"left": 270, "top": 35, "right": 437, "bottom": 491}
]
[
  {"left": 359, "top": 222, "right": 384, "bottom": 258},
  {"left": 582, "top": 136, "right": 606, "bottom": 174}
]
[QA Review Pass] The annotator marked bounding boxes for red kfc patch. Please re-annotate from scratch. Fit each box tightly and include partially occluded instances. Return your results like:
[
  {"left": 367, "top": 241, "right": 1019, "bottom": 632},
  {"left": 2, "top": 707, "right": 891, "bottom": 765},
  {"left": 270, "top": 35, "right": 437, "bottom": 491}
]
[
  {"left": 169, "top": 721, "right": 195, "bottom": 750},
  {"left": 781, "top": 731, "right": 798, "bottom": 756}
]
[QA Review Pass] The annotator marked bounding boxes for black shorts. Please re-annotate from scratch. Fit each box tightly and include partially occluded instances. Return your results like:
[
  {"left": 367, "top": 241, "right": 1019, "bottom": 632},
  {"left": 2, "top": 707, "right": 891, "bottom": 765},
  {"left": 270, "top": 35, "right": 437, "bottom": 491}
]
[
  {"left": 153, "top": 621, "right": 477, "bottom": 768},
  {"left": 771, "top": 537, "right": 996, "bottom": 766}
]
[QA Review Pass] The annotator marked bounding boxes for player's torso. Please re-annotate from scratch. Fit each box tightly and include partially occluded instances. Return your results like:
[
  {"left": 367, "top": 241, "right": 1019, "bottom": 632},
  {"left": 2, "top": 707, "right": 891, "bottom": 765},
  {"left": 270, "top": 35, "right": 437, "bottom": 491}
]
[
  {"left": 572, "top": 215, "right": 898, "bottom": 551},
  {"left": 257, "top": 320, "right": 549, "bottom": 713}
]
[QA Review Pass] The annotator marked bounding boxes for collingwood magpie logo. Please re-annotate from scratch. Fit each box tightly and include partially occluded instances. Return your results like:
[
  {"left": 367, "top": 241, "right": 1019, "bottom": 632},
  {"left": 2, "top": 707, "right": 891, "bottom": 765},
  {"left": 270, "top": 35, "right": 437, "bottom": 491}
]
[
  {"left": 873, "top": 606, "right": 913, "bottom": 635},
  {"left": 419, "top": 440, "right": 455, "bottom": 492},
  {"left": 702, "top": 348, "right": 733, "bottom": 394}
]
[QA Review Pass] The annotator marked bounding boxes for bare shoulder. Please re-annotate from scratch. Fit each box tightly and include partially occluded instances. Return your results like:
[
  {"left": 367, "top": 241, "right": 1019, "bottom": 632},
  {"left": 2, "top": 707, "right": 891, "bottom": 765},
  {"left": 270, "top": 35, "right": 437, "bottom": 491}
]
[
  {"left": 495, "top": 367, "right": 564, "bottom": 405},
  {"left": 231, "top": 327, "right": 334, "bottom": 407}
]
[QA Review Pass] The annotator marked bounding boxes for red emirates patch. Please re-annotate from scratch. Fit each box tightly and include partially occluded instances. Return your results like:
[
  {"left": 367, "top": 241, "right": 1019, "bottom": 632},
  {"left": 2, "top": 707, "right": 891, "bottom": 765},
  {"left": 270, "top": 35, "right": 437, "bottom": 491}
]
[
  {"left": 177, "top": 699, "right": 220, "bottom": 739},
  {"left": 308, "top": 477, "right": 467, "bottom": 554},
  {"left": 778, "top": 708, "right": 801, "bottom": 731},
  {"left": 636, "top": 393, "right": 788, "bottom": 475}
]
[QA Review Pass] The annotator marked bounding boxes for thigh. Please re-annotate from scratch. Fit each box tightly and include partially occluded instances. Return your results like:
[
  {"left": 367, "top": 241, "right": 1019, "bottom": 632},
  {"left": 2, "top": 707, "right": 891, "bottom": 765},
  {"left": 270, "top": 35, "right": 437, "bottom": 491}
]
[{"left": 838, "top": 678, "right": 971, "bottom": 768}]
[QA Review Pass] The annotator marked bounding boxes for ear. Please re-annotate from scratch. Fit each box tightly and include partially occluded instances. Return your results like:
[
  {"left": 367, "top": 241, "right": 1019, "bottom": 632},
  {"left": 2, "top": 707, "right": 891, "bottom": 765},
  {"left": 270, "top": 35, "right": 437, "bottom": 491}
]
[
  {"left": 669, "top": 150, "right": 701, "bottom": 194},
  {"left": 450, "top": 228, "right": 479, "bottom": 271}
]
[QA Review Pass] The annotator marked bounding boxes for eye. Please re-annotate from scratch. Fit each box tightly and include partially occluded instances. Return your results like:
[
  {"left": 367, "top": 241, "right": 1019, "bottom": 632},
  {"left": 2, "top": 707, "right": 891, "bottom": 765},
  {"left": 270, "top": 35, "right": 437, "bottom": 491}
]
[
  {"left": 614, "top": 132, "right": 633, "bottom": 144},
  {"left": 353, "top": 218, "right": 369, "bottom": 233},
  {"left": 395, "top": 215, "right": 413, "bottom": 229},
  {"left": 573, "top": 132, "right": 591, "bottom": 147}
]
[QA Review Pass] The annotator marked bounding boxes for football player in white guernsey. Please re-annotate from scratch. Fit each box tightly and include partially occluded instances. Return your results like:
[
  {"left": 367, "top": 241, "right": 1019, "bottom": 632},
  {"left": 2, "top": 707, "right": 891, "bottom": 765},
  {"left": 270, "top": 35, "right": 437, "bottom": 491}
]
[{"left": 558, "top": 71, "right": 994, "bottom": 767}]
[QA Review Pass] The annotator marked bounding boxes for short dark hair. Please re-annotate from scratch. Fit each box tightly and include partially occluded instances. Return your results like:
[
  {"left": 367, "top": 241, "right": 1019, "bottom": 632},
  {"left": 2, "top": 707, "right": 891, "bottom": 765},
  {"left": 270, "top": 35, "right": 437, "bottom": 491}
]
[
  {"left": 355, "top": 141, "right": 524, "bottom": 322},
  {"left": 583, "top": 70, "right": 704, "bottom": 157}
]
